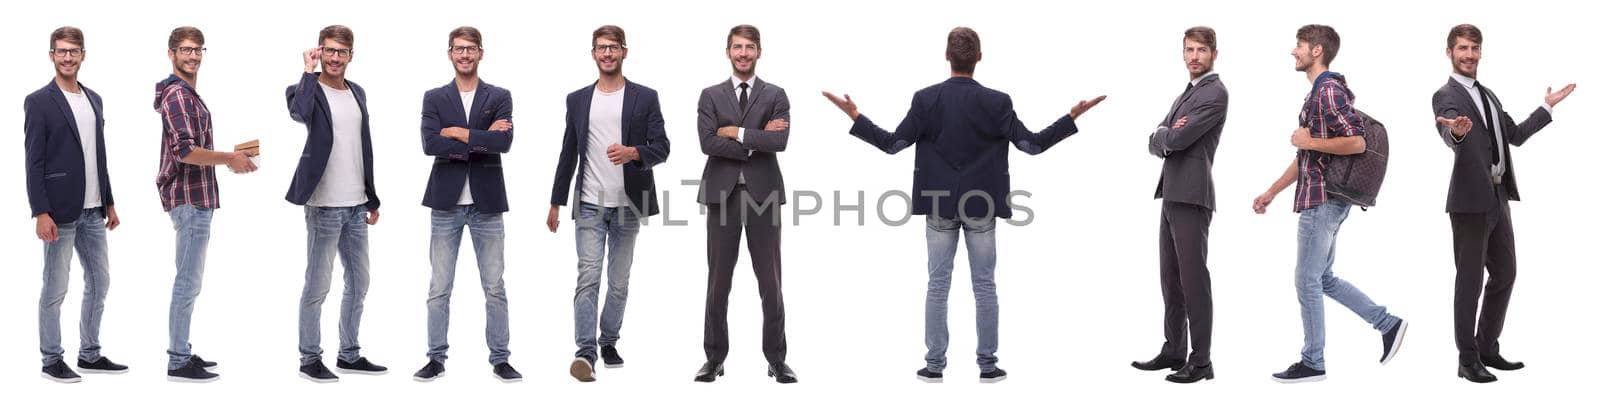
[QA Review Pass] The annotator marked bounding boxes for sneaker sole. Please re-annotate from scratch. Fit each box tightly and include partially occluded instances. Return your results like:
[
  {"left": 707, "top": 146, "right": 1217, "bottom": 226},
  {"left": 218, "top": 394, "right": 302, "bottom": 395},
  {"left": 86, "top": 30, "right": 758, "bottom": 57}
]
[
  {"left": 916, "top": 375, "right": 944, "bottom": 383},
  {"left": 570, "top": 359, "right": 596, "bottom": 382},
  {"left": 413, "top": 372, "right": 444, "bottom": 382},
  {"left": 1381, "top": 321, "right": 1409, "bottom": 366},
  {"left": 166, "top": 375, "right": 219, "bottom": 383},
  {"left": 334, "top": 367, "right": 390, "bottom": 376},
  {"left": 495, "top": 375, "right": 523, "bottom": 383},
  {"left": 603, "top": 362, "right": 624, "bottom": 369},
  {"left": 77, "top": 367, "right": 128, "bottom": 375},
  {"left": 1271, "top": 375, "right": 1327, "bottom": 384},
  {"left": 979, "top": 375, "right": 1007, "bottom": 383},
  {"left": 41, "top": 372, "right": 82, "bottom": 383},
  {"left": 298, "top": 372, "right": 339, "bottom": 383}
]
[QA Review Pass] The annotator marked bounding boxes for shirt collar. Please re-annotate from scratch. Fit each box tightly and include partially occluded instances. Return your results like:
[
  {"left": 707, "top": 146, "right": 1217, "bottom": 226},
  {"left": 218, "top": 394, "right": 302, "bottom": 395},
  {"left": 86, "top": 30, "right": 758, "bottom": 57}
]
[
  {"left": 1451, "top": 72, "right": 1477, "bottom": 90},
  {"left": 731, "top": 75, "right": 756, "bottom": 91},
  {"left": 1190, "top": 71, "right": 1217, "bottom": 87}
]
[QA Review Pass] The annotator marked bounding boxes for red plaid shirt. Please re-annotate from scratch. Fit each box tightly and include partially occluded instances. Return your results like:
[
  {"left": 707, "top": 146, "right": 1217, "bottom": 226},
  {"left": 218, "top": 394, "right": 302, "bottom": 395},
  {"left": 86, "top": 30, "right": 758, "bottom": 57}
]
[
  {"left": 154, "top": 75, "right": 220, "bottom": 211},
  {"left": 1293, "top": 71, "right": 1364, "bottom": 212}
]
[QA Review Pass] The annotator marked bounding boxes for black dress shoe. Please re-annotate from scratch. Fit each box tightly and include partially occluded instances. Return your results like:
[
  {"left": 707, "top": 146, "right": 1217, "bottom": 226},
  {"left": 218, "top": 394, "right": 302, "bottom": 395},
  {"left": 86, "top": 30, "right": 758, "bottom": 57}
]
[
  {"left": 767, "top": 363, "right": 798, "bottom": 384},
  {"left": 1131, "top": 355, "right": 1186, "bottom": 371},
  {"left": 694, "top": 361, "right": 724, "bottom": 383},
  {"left": 1165, "top": 362, "right": 1214, "bottom": 383},
  {"left": 1458, "top": 361, "right": 1498, "bottom": 383},
  {"left": 1481, "top": 354, "right": 1525, "bottom": 371}
]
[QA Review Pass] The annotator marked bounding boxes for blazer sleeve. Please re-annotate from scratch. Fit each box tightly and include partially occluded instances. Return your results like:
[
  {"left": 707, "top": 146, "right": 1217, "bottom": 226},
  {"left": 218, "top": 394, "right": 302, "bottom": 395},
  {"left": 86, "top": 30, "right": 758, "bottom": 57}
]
[
  {"left": 1431, "top": 90, "right": 1466, "bottom": 148},
  {"left": 467, "top": 90, "right": 513, "bottom": 153},
  {"left": 1149, "top": 90, "right": 1225, "bottom": 154},
  {"left": 287, "top": 73, "right": 318, "bottom": 124},
  {"left": 997, "top": 95, "right": 1078, "bottom": 156},
  {"left": 698, "top": 90, "right": 750, "bottom": 161},
  {"left": 420, "top": 91, "right": 469, "bottom": 160},
  {"left": 550, "top": 95, "right": 581, "bottom": 207},
  {"left": 741, "top": 88, "right": 790, "bottom": 153},
  {"left": 23, "top": 95, "right": 52, "bottom": 217},
  {"left": 849, "top": 99, "right": 923, "bottom": 155},
  {"left": 1507, "top": 105, "right": 1552, "bottom": 147},
  {"left": 633, "top": 91, "right": 670, "bottom": 170}
]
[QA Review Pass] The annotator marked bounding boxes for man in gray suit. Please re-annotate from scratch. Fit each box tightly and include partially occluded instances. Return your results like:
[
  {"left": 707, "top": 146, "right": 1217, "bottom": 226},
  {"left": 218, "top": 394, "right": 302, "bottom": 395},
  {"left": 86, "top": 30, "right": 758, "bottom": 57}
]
[
  {"left": 693, "top": 24, "right": 795, "bottom": 384},
  {"left": 1132, "top": 26, "right": 1227, "bottom": 384},
  {"left": 1431, "top": 23, "right": 1575, "bottom": 383}
]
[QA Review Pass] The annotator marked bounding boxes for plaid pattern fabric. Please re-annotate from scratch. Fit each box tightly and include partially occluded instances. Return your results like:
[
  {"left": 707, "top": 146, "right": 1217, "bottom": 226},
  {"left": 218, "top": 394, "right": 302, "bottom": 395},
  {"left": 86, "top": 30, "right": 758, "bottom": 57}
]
[
  {"left": 155, "top": 76, "right": 220, "bottom": 211},
  {"left": 1293, "top": 72, "right": 1364, "bottom": 212}
]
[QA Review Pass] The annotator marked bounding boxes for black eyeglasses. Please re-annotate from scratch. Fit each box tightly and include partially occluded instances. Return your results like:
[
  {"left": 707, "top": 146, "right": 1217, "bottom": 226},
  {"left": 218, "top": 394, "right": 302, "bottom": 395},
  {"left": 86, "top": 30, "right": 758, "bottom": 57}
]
[
  {"left": 50, "top": 48, "right": 85, "bottom": 58},
  {"left": 449, "top": 46, "right": 482, "bottom": 55},
  {"left": 321, "top": 47, "right": 353, "bottom": 58},
  {"left": 592, "top": 44, "right": 626, "bottom": 54},
  {"left": 171, "top": 47, "right": 206, "bottom": 56}
]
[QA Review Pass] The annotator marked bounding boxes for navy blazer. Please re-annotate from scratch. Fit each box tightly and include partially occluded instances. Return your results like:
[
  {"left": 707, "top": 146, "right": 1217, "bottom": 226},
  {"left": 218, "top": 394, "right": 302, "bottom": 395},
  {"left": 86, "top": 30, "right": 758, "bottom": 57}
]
[
  {"left": 849, "top": 77, "right": 1079, "bottom": 219},
  {"left": 549, "top": 80, "right": 671, "bottom": 218},
  {"left": 285, "top": 72, "right": 380, "bottom": 210},
  {"left": 419, "top": 80, "right": 514, "bottom": 213},
  {"left": 23, "top": 80, "right": 114, "bottom": 223}
]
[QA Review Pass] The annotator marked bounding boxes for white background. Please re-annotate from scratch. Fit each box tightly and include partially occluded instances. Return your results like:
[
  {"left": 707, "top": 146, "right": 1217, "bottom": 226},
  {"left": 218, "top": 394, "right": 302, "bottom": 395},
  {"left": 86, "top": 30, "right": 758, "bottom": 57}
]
[{"left": 2, "top": 0, "right": 1592, "bottom": 405}]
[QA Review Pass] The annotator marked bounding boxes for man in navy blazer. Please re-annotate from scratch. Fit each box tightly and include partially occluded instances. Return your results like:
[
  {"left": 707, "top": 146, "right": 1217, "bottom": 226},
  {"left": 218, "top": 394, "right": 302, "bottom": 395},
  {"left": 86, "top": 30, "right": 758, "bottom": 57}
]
[
  {"left": 283, "top": 25, "right": 387, "bottom": 383},
  {"left": 823, "top": 27, "right": 1103, "bottom": 384},
  {"left": 546, "top": 25, "right": 670, "bottom": 383},
  {"left": 24, "top": 26, "right": 129, "bottom": 383},
  {"left": 413, "top": 26, "right": 520, "bottom": 383}
]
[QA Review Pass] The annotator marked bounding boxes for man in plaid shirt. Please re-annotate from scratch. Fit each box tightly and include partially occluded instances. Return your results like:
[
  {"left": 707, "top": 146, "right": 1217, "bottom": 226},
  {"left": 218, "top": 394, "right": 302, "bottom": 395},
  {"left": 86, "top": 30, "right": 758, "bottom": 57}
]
[
  {"left": 1253, "top": 24, "right": 1406, "bottom": 384},
  {"left": 153, "top": 26, "right": 256, "bottom": 383}
]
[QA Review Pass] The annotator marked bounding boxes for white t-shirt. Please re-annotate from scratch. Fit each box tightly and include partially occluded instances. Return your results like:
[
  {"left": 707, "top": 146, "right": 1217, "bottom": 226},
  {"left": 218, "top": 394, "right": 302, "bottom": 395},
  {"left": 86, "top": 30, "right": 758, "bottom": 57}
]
[
  {"left": 580, "top": 85, "right": 626, "bottom": 208},
  {"left": 306, "top": 82, "right": 368, "bottom": 207},
  {"left": 457, "top": 90, "right": 476, "bottom": 205},
  {"left": 63, "top": 89, "right": 101, "bottom": 209}
]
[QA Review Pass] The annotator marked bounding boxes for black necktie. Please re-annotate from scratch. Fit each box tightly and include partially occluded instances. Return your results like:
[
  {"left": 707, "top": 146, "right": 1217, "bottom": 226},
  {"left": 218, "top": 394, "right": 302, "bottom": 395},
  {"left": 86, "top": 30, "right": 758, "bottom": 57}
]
[
  {"left": 738, "top": 82, "right": 750, "bottom": 111},
  {"left": 1477, "top": 84, "right": 1501, "bottom": 165}
]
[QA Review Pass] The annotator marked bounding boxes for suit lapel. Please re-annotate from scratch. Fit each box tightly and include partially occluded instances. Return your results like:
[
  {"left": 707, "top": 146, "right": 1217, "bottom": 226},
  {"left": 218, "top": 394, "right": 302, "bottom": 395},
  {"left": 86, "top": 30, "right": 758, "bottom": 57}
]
[
  {"left": 469, "top": 84, "right": 490, "bottom": 129},
  {"left": 739, "top": 78, "right": 767, "bottom": 123},
  {"left": 47, "top": 81, "right": 83, "bottom": 145},
  {"left": 621, "top": 80, "right": 638, "bottom": 145},
  {"left": 445, "top": 80, "right": 467, "bottom": 126},
  {"left": 575, "top": 84, "right": 595, "bottom": 151},
  {"left": 1447, "top": 79, "right": 1488, "bottom": 130}
]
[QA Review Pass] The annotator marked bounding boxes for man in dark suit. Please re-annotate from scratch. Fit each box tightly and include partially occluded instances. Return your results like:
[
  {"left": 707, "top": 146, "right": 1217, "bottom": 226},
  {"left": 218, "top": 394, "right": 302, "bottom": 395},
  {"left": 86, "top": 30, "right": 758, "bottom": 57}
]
[
  {"left": 547, "top": 25, "right": 671, "bottom": 383},
  {"left": 284, "top": 25, "right": 387, "bottom": 383},
  {"left": 1431, "top": 23, "right": 1576, "bottom": 383},
  {"left": 823, "top": 27, "right": 1103, "bottom": 384},
  {"left": 413, "top": 26, "right": 519, "bottom": 383},
  {"left": 1130, "top": 26, "right": 1228, "bottom": 384},
  {"left": 24, "top": 26, "right": 128, "bottom": 384},
  {"left": 693, "top": 24, "right": 795, "bottom": 384}
]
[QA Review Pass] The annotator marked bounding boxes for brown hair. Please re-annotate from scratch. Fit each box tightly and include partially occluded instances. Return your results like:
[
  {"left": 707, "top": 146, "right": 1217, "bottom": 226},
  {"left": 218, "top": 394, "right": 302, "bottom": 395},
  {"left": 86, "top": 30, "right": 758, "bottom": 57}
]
[
  {"left": 947, "top": 27, "right": 980, "bottom": 74},
  {"left": 727, "top": 24, "right": 760, "bottom": 49},
  {"left": 319, "top": 25, "right": 354, "bottom": 48},
  {"left": 448, "top": 26, "right": 482, "bottom": 47},
  {"left": 51, "top": 26, "right": 84, "bottom": 48},
  {"left": 1184, "top": 26, "right": 1216, "bottom": 51},
  {"left": 593, "top": 25, "right": 626, "bottom": 47},
  {"left": 1447, "top": 24, "right": 1482, "bottom": 48},
  {"left": 168, "top": 26, "right": 205, "bottom": 49},
  {"left": 1296, "top": 24, "right": 1340, "bottom": 66}
]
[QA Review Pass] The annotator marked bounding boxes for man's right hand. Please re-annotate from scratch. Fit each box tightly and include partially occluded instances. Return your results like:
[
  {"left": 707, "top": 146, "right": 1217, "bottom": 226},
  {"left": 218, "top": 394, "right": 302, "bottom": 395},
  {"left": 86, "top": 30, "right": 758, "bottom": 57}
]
[
  {"left": 764, "top": 119, "right": 788, "bottom": 132},
  {"left": 226, "top": 151, "right": 258, "bottom": 174},
  {"left": 1252, "top": 192, "right": 1275, "bottom": 214},
  {"left": 36, "top": 214, "right": 57, "bottom": 241},
  {"left": 489, "top": 119, "right": 513, "bottom": 132},
  {"left": 1436, "top": 115, "right": 1472, "bottom": 138},
  {"left": 303, "top": 47, "right": 321, "bottom": 73},
  {"left": 1172, "top": 116, "right": 1189, "bottom": 130},
  {"left": 546, "top": 206, "right": 561, "bottom": 233},
  {"left": 821, "top": 92, "right": 859, "bottom": 121}
]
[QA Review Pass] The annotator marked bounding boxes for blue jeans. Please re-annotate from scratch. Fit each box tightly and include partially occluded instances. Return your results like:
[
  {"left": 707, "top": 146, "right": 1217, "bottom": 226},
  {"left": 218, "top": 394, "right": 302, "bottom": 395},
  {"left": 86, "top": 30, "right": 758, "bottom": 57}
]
[
  {"left": 426, "top": 206, "right": 510, "bottom": 365},
  {"left": 924, "top": 215, "right": 999, "bottom": 373},
  {"left": 1296, "top": 199, "right": 1399, "bottom": 370},
  {"left": 298, "top": 206, "right": 371, "bottom": 365},
  {"left": 572, "top": 202, "right": 641, "bottom": 361},
  {"left": 39, "top": 207, "right": 111, "bottom": 366},
  {"left": 167, "top": 204, "right": 213, "bottom": 370}
]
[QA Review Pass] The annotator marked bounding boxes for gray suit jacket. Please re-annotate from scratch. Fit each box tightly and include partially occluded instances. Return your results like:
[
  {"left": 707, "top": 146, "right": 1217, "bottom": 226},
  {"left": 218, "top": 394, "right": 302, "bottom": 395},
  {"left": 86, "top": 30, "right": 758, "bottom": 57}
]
[
  {"left": 697, "top": 77, "right": 790, "bottom": 205},
  {"left": 1431, "top": 78, "right": 1551, "bottom": 213},
  {"left": 1148, "top": 74, "right": 1228, "bottom": 211}
]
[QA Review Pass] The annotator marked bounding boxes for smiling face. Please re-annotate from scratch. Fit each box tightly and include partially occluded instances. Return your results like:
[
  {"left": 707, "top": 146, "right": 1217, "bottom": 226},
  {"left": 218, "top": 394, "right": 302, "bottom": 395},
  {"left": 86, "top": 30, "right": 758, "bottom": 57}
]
[
  {"left": 51, "top": 39, "right": 84, "bottom": 79},
  {"left": 1291, "top": 40, "right": 1318, "bottom": 72},
  {"left": 592, "top": 37, "right": 626, "bottom": 76},
  {"left": 1183, "top": 38, "right": 1214, "bottom": 78},
  {"left": 727, "top": 34, "right": 760, "bottom": 77},
  {"left": 320, "top": 38, "right": 353, "bottom": 79},
  {"left": 168, "top": 38, "right": 203, "bottom": 77},
  {"left": 1449, "top": 37, "right": 1482, "bottom": 79},
  {"left": 449, "top": 37, "right": 481, "bottom": 77}
]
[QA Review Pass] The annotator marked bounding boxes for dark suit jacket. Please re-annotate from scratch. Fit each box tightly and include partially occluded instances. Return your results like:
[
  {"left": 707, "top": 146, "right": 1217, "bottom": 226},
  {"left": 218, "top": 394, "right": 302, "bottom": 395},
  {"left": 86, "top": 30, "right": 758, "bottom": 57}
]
[
  {"left": 1432, "top": 78, "right": 1552, "bottom": 213},
  {"left": 285, "top": 72, "right": 380, "bottom": 210},
  {"left": 23, "top": 80, "right": 113, "bottom": 223},
  {"left": 420, "top": 80, "right": 514, "bottom": 213},
  {"left": 848, "top": 76, "right": 1079, "bottom": 220},
  {"left": 696, "top": 77, "right": 789, "bottom": 206},
  {"left": 550, "top": 80, "right": 671, "bottom": 218},
  {"left": 1148, "top": 74, "right": 1228, "bottom": 211}
]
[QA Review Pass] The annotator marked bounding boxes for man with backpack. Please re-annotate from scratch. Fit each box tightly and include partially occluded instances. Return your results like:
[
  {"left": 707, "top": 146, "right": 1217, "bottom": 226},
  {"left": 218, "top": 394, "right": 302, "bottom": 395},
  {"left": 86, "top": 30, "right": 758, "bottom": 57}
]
[{"left": 1252, "top": 24, "right": 1407, "bottom": 383}]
